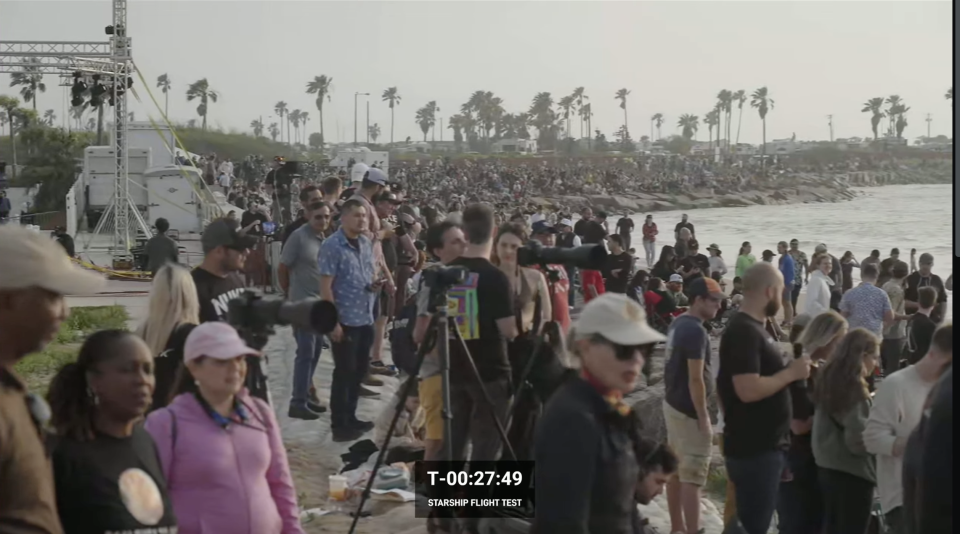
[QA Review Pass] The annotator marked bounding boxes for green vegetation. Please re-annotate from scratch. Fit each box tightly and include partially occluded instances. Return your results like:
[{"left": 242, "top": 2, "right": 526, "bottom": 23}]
[{"left": 14, "top": 305, "right": 129, "bottom": 394}]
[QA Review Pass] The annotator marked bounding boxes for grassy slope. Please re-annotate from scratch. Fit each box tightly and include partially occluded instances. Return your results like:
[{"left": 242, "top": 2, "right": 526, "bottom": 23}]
[{"left": 14, "top": 305, "right": 129, "bottom": 394}]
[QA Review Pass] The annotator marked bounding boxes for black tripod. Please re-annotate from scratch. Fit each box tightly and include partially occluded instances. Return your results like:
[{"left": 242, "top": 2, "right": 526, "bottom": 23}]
[{"left": 347, "top": 285, "right": 517, "bottom": 534}]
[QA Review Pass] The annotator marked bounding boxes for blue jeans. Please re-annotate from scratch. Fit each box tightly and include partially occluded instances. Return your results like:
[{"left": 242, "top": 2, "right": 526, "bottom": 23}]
[
  {"left": 725, "top": 450, "right": 785, "bottom": 534},
  {"left": 330, "top": 324, "right": 375, "bottom": 429},
  {"left": 290, "top": 328, "right": 324, "bottom": 408}
]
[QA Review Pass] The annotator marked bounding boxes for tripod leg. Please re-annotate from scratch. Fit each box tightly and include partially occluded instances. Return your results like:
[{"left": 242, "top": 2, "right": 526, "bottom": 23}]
[
  {"left": 347, "top": 318, "right": 438, "bottom": 534},
  {"left": 449, "top": 321, "right": 518, "bottom": 462}
]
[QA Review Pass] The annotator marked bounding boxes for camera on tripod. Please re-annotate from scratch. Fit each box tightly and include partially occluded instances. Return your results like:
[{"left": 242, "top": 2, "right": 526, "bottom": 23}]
[
  {"left": 517, "top": 240, "right": 608, "bottom": 270},
  {"left": 422, "top": 265, "right": 469, "bottom": 301}
]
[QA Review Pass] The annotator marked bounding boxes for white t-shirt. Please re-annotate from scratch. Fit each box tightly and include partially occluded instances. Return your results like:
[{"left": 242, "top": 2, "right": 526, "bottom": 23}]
[{"left": 863, "top": 365, "right": 934, "bottom": 513}]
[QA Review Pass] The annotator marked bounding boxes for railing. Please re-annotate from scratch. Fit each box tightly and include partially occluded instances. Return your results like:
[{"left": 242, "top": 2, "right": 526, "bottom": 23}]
[{"left": 5, "top": 210, "right": 64, "bottom": 230}]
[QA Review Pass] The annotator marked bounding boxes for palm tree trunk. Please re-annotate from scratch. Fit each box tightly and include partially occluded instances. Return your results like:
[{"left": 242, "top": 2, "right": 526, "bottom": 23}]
[
  {"left": 202, "top": 114, "right": 207, "bottom": 131},
  {"left": 9, "top": 120, "right": 17, "bottom": 180},
  {"left": 164, "top": 92, "right": 169, "bottom": 118},
  {"left": 319, "top": 105, "right": 325, "bottom": 146},
  {"left": 761, "top": 118, "right": 767, "bottom": 171},
  {"left": 390, "top": 107, "right": 395, "bottom": 145},
  {"left": 736, "top": 108, "right": 744, "bottom": 146},
  {"left": 623, "top": 107, "right": 628, "bottom": 135}
]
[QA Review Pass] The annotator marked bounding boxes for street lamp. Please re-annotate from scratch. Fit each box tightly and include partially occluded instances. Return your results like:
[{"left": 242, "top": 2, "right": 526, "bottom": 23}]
[{"left": 354, "top": 92, "right": 370, "bottom": 146}]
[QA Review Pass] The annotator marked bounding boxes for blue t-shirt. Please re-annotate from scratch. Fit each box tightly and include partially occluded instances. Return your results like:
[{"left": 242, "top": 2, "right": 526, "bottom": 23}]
[
  {"left": 663, "top": 314, "right": 713, "bottom": 419},
  {"left": 779, "top": 253, "right": 796, "bottom": 290}
]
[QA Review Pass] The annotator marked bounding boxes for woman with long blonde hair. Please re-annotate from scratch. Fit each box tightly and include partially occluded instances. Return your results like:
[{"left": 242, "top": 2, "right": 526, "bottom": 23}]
[
  {"left": 779, "top": 311, "right": 848, "bottom": 534},
  {"left": 812, "top": 328, "right": 880, "bottom": 534},
  {"left": 137, "top": 264, "right": 200, "bottom": 411}
]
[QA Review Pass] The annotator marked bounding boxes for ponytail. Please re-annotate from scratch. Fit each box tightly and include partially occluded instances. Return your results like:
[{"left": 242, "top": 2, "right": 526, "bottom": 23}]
[{"left": 47, "top": 329, "right": 131, "bottom": 441}]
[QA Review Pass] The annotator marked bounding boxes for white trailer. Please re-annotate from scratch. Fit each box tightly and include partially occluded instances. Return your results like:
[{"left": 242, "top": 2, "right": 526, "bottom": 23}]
[{"left": 329, "top": 148, "right": 390, "bottom": 177}]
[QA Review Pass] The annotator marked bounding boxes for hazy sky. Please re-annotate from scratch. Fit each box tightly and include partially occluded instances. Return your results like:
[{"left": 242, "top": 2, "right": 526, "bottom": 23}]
[{"left": 0, "top": 1, "right": 953, "bottom": 145}]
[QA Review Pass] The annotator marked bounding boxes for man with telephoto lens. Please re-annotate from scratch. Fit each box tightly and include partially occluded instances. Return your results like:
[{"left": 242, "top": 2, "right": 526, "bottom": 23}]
[
  {"left": 0, "top": 225, "right": 107, "bottom": 534},
  {"left": 530, "top": 220, "right": 571, "bottom": 333}
]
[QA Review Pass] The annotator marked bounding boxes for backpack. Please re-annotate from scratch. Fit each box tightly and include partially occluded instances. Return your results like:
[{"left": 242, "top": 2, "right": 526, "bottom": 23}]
[{"left": 389, "top": 294, "right": 421, "bottom": 377}]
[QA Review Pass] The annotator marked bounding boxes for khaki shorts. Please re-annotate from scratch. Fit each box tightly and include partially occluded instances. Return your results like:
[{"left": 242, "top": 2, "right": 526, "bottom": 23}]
[
  {"left": 420, "top": 375, "right": 444, "bottom": 441},
  {"left": 663, "top": 401, "right": 712, "bottom": 486}
]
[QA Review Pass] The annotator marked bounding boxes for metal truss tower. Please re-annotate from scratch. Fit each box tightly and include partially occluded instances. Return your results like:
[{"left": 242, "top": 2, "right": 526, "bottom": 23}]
[{"left": 0, "top": 0, "right": 149, "bottom": 265}]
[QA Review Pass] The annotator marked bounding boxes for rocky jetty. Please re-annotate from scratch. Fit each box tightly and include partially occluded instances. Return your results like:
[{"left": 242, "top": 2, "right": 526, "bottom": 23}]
[{"left": 531, "top": 168, "right": 949, "bottom": 214}]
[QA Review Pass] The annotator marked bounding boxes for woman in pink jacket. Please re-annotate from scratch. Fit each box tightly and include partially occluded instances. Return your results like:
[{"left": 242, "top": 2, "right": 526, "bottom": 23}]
[{"left": 145, "top": 322, "right": 304, "bottom": 534}]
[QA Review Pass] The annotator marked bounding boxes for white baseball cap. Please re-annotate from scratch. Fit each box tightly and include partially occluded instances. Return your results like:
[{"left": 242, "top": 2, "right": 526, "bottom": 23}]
[
  {"left": 0, "top": 225, "right": 106, "bottom": 295},
  {"left": 559, "top": 218, "right": 574, "bottom": 227},
  {"left": 668, "top": 273, "right": 684, "bottom": 283},
  {"left": 574, "top": 293, "right": 666, "bottom": 346}
]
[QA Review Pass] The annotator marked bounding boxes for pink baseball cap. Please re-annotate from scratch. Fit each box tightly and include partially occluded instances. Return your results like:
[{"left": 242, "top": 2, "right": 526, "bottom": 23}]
[{"left": 184, "top": 322, "right": 262, "bottom": 363}]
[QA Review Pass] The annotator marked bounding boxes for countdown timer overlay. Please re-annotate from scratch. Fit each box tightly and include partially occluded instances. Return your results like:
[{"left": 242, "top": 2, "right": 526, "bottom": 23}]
[{"left": 414, "top": 461, "right": 536, "bottom": 519}]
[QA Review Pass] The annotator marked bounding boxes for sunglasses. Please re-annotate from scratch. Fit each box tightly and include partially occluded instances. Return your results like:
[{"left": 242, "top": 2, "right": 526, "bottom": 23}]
[{"left": 590, "top": 335, "right": 654, "bottom": 361}]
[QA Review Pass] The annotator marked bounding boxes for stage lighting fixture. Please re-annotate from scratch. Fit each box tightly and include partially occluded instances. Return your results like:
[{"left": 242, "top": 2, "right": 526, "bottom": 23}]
[
  {"left": 70, "top": 72, "right": 88, "bottom": 107},
  {"left": 89, "top": 78, "right": 107, "bottom": 108}
]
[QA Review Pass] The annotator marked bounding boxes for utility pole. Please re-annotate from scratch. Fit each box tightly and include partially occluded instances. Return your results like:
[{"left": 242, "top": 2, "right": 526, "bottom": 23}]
[
  {"left": 440, "top": 117, "right": 443, "bottom": 142},
  {"left": 827, "top": 114, "right": 834, "bottom": 142},
  {"left": 925, "top": 113, "right": 932, "bottom": 139},
  {"left": 354, "top": 91, "right": 369, "bottom": 146}
]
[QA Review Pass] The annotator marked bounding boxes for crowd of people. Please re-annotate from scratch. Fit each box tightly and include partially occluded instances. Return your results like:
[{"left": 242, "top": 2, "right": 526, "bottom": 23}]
[{"left": 0, "top": 151, "right": 952, "bottom": 534}]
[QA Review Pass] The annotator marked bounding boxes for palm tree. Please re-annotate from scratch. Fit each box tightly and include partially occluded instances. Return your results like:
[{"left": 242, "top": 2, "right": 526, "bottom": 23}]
[
  {"left": 43, "top": 109, "right": 56, "bottom": 126},
  {"left": 677, "top": 114, "right": 699, "bottom": 140},
  {"left": 580, "top": 103, "right": 593, "bottom": 149},
  {"left": 750, "top": 87, "right": 774, "bottom": 162},
  {"left": 0, "top": 96, "right": 20, "bottom": 178},
  {"left": 70, "top": 105, "right": 86, "bottom": 131},
  {"left": 650, "top": 113, "right": 664, "bottom": 140},
  {"left": 299, "top": 111, "right": 310, "bottom": 143},
  {"left": 426, "top": 100, "right": 440, "bottom": 142},
  {"left": 571, "top": 86, "right": 588, "bottom": 139},
  {"left": 156, "top": 73, "right": 172, "bottom": 118},
  {"left": 733, "top": 89, "right": 747, "bottom": 146},
  {"left": 274, "top": 101, "right": 288, "bottom": 143},
  {"left": 704, "top": 109, "right": 720, "bottom": 148},
  {"left": 86, "top": 117, "right": 97, "bottom": 131},
  {"left": 185, "top": 78, "right": 218, "bottom": 131},
  {"left": 288, "top": 109, "right": 302, "bottom": 144},
  {"left": 884, "top": 95, "right": 906, "bottom": 137},
  {"left": 945, "top": 87, "right": 952, "bottom": 105},
  {"left": 250, "top": 119, "right": 264, "bottom": 137},
  {"left": 9, "top": 58, "right": 45, "bottom": 111},
  {"left": 305, "top": 75, "right": 333, "bottom": 146},
  {"left": 892, "top": 104, "right": 910, "bottom": 139},
  {"left": 381, "top": 86, "right": 401, "bottom": 145},
  {"left": 529, "top": 92, "right": 558, "bottom": 150},
  {"left": 716, "top": 89, "right": 733, "bottom": 152},
  {"left": 615, "top": 88, "right": 630, "bottom": 135},
  {"left": 368, "top": 123, "right": 381, "bottom": 143},
  {"left": 558, "top": 95, "right": 575, "bottom": 138},
  {"left": 861, "top": 97, "right": 885, "bottom": 140},
  {"left": 0, "top": 112, "right": 6, "bottom": 136},
  {"left": 447, "top": 114, "right": 466, "bottom": 150},
  {"left": 268, "top": 122, "right": 279, "bottom": 142},
  {"left": 415, "top": 105, "right": 434, "bottom": 142}
]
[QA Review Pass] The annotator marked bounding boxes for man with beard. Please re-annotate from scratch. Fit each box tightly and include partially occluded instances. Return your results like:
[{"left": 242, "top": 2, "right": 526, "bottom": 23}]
[
  {"left": 634, "top": 439, "right": 680, "bottom": 534},
  {"left": 903, "top": 253, "right": 948, "bottom": 325},
  {"left": 191, "top": 219, "right": 268, "bottom": 401},
  {"left": 717, "top": 262, "right": 811, "bottom": 534},
  {"left": 0, "top": 226, "right": 106, "bottom": 534}
]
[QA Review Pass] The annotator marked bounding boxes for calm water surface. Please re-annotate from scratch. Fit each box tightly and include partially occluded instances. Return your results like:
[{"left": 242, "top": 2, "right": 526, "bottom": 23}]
[{"left": 626, "top": 184, "right": 953, "bottom": 317}]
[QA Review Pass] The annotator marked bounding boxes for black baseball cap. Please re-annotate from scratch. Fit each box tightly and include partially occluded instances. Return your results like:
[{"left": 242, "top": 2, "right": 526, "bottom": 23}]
[
  {"left": 375, "top": 191, "right": 401, "bottom": 205},
  {"left": 201, "top": 219, "right": 258, "bottom": 253}
]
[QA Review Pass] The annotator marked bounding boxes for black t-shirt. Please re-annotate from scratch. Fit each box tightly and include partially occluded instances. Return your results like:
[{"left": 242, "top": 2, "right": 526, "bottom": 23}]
[
  {"left": 603, "top": 252, "right": 633, "bottom": 293},
  {"left": 52, "top": 427, "right": 177, "bottom": 534},
  {"left": 573, "top": 219, "right": 590, "bottom": 238},
  {"left": 904, "top": 272, "right": 947, "bottom": 324},
  {"left": 191, "top": 267, "right": 247, "bottom": 323},
  {"left": 616, "top": 217, "right": 634, "bottom": 237},
  {"left": 446, "top": 257, "right": 514, "bottom": 384},
  {"left": 907, "top": 314, "right": 937, "bottom": 364},
  {"left": 674, "top": 221, "right": 695, "bottom": 238},
  {"left": 581, "top": 220, "right": 608, "bottom": 245},
  {"left": 680, "top": 254, "right": 710, "bottom": 283},
  {"left": 717, "top": 312, "right": 792, "bottom": 458},
  {"left": 150, "top": 323, "right": 196, "bottom": 412},
  {"left": 240, "top": 210, "right": 268, "bottom": 236}
]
